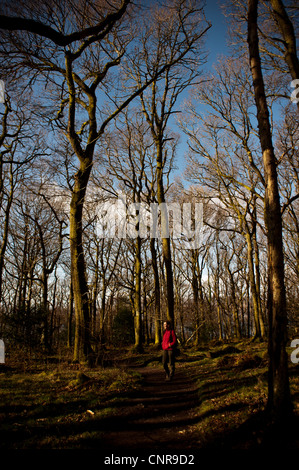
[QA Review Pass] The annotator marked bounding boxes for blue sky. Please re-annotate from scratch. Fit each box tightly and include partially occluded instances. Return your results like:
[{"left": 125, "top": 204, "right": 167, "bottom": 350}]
[
  {"left": 172, "top": 0, "right": 230, "bottom": 181},
  {"left": 204, "top": 0, "right": 230, "bottom": 67}
]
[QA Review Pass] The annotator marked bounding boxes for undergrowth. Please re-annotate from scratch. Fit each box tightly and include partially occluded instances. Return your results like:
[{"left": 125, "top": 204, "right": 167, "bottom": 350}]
[
  {"left": 184, "top": 340, "right": 299, "bottom": 449},
  {"left": 0, "top": 340, "right": 298, "bottom": 449},
  {"left": 0, "top": 358, "right": 143, "bottom": 449}
]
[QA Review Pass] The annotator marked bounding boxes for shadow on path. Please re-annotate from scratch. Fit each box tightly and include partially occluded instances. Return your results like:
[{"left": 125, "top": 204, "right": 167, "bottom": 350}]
[{"left": 95, "top": 364, "right": 200, "bottom": 451}]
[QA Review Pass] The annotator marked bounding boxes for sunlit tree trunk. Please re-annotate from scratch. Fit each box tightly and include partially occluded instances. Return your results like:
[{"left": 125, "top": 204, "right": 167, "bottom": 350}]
[{"left": 247, "top": 0, "right": 292, "bottom": 420}]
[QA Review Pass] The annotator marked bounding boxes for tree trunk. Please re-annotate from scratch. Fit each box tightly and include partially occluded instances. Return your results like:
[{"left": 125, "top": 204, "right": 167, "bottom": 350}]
[
  {"left": 99, "top": 284, "right": 107, "bottom": 346},
  {"left": 191, "top": 249, "right": 205, "bottom": 346},
  {"left": 134, "top": 234, "right": 143, "bottom": 352},
  {"left": 227, "top": 266, "right": 242, "bottom": 339},
  {"left": 150, "top": 238, "right": 162, "bottom": 345},
  {"left": 247, "top": 0, "right": 292, "bottom": 420},
  {"left": 91, "top": 244, "right": 100, "bottom": 340},
  {"left": 252, "top": 204, "right": 266, "bottom": 338},
  {"left": 156, "top": 139, "right": 174, "bottom": 325},
  {"left": 191, "top": 254, "right": 200, "bottom": 346},
  {"left": 245, "top": 231, "right": 262, "bottom": 339},
  {"left": 67, "top": 279, "right": 74, "bottom": 349},
  {"left": 70, "top": 161, "right": 93, "bottom": 363},
  {"left": 215, "top": 275, "right": 223, "bottom": 341}
]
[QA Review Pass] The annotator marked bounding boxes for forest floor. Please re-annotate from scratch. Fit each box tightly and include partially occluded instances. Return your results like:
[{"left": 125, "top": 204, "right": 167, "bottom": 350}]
[{"left": 1, "top": 340, "right": 299, "bottom": 454}]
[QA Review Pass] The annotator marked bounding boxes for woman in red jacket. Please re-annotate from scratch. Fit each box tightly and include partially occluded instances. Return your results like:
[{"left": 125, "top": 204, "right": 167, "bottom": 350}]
[{"left": 162, "top": 321, "right": 177, "bottom": 381}]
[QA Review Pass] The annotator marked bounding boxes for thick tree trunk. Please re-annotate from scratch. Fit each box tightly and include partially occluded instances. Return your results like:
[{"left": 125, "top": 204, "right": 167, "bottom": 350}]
[
  {"left": 247, "top": 0, "right": 292, "bottom": 420},
  {"left": 70, "top": 162, "right": 93, "bottom": 363}
]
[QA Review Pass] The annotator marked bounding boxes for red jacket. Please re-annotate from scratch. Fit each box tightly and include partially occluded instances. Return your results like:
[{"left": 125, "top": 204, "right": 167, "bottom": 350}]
[{"left": 162, "top": 329, "right": 176, "bottom": 351}]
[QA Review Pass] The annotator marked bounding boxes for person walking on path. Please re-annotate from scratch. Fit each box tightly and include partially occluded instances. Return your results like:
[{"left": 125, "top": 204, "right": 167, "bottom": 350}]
[{"left": 162, "top": 321, "right": 177, "bottom": 381}]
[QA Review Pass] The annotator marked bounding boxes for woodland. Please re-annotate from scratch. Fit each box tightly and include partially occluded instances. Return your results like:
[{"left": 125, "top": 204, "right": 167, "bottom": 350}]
[{"left": 0, "top": 0, "right": 298, "bottom": 451}]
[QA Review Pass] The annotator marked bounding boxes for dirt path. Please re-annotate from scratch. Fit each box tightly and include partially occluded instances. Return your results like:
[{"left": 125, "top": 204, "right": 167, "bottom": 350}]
[{"left": 99, "top": 363, "right": 200, "bottom": 451}]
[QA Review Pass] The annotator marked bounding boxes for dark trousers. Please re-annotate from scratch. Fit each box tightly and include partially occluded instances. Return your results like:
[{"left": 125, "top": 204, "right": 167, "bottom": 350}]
[{"left": 162, "top": 349, "right": 175, "bottom": 377}]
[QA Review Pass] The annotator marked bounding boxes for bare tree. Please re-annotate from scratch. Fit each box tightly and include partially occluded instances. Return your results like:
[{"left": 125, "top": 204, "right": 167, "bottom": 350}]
[
  {"left": 100, "top": 110, "right": 157, "bottom": 350},
  {"left": 0, "top": 91, "right": 44, "bottom": 306},
  {"left": 0, "top": 0, "right": 211, "bottom": 361},
  {"left": 181, "top": 57, "right": 266, "bottom": 339},
  {"left": 126, "top": 0, "right": 210, "bottom": 325}
]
